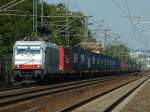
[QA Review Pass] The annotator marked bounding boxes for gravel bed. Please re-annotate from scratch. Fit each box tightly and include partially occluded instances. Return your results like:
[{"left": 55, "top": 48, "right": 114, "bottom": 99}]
[
  {"left": 0, "top": 75, "right": 141, "bottom": 112},
  {"left": 122, "top": 77, "right": 150, "bottom": 112}
]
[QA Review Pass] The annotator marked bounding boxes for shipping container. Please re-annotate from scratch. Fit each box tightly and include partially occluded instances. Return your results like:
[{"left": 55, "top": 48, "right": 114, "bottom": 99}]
[
  {"left": 114, "top": 58, "right": 121, "bottom": 70},
  {"left": 59, "top": 47, "right": 72, "bottom": 73},
  {"left": 86, "top": 50, "right": 92, "bottom": 70},
  {"left": 72, "top": 47, "right": 87, "bottom": 72}
]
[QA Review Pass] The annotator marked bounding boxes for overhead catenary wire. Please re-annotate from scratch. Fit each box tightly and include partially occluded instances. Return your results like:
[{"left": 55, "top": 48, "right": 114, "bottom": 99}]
[
  {"left": 0, "top": 0, "right": 89, "bottom": 45},
  {"left": 0, "top": 12, "right": 88, "bottom": 39},
  {"left": 0, "top": 0, "right": 25, "bottom": 13},
  {"left": 132, "top": 0, "right": 150, "bottom": 15},
  {"left": 111, "top": 0, "right": 127, "bottom": 15},
  {"left": 0, "top": 0, "right": 16, "bottom": 9},
  {"left": 0, "top": 12, "right": 89, "bottom": 18},
  {"left": 2, "top": 9, "right": 30, "bottom": 13},
  {"left": 124, "top": 0, "right": 137, "bottom": 38},
  {"left": 124, "top": 0, "right": 134, "bottom": 27},
  {"left": 129, "top": 0, "right": 150, "bottom": 47},
  {"left": 111, "top": 0, "right": 138, "bottom": 39},
  {"left": 47, "top": 17, "right": 84, "bottom": 40}
]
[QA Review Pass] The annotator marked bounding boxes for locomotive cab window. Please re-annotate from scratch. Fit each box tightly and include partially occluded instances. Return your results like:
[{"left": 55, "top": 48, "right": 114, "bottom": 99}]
[
  {"left": 16, "top": 45, "right": 41, "bottom": 54},
  {"left": 16, "top": 46, "right": 28, "bottom": 54},
  {"left": 29, "top": 46, "right": 41, "bottom": 54}
]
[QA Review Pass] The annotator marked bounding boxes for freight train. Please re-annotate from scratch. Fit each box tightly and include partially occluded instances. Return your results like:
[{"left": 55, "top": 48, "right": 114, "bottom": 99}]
[
  {"left": 13, "top": 41, "right": 141, "bottom": 83},
  {"left": 0, "top": 57, "right": 12, "bottom": 85}
]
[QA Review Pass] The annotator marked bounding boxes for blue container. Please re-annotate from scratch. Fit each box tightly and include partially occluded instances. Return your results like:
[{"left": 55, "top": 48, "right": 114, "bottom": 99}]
[{"left": 72, "top": 47, "right": 88, "bottom": 72}]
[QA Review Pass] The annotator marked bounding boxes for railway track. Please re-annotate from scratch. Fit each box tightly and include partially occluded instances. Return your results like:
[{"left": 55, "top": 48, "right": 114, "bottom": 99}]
[
  {"left": 63, "top": 75, "right": 149, "bottom": 112},
  {"left": 0, "top": 85, "right": 37, "bottom": 92},
  {"left": 0, "top": 75, "right": 122, "bottom": 107},
  {"left": 0, "top": 75, "right": 120, "bottom": 92},
  {"left": 0, "top": 72, "right": 146, "bottom": 112},
  {"left": 106, "top": 77, "right": 149, "bottom": 112},
  {"left": 0, "top": 72, "right": 142, "bottom": 93}
]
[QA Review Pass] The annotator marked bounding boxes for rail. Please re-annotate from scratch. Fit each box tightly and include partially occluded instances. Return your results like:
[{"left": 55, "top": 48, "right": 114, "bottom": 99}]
[{"left": 64, "top": 75, "right": 148, "bottom": 112}]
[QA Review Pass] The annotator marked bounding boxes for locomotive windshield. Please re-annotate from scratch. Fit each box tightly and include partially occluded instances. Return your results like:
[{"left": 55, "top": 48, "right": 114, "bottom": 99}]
[
  {"left": 16, "top": 46, "right": 28, "bottom": 54},
  {"left": 29, "top": 46, "right": 41, "bottom": 54},
  {"left": 16, "top": 45, "right": 41, "bottom": 54}
]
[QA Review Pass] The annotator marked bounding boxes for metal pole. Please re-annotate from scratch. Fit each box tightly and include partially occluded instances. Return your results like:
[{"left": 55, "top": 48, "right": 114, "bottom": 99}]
[
  {"left": 33, "top": 0, "right": 35, "bottom": 33},
  {"left": 33, "top": 0, "right": 38, "bottom": 38},
  {"left": 104, "top": 29, "right": 108, "bottom": 54},
  {"left": 35, "top": 0, "right": 38, "bottom": 38},
  {"left": 41, "top": 0, "right": 44, "bottom": 27},
  {"left": 84, "top": 18, "right": 88, "bottom": 39},
  {"left": 104, "top": 29, "right": 109, "bottom": 49},
  {"left": 65, "top": 0, "right": 69, "bottom": 46}
]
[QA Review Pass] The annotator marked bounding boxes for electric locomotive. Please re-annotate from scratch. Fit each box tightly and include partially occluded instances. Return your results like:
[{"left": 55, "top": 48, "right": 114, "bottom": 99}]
[{"left": 13, "top": 41, "right": 59, "bottom": 82}]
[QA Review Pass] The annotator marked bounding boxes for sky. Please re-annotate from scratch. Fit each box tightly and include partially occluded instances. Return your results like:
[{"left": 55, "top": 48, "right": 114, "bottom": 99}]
[{"left": 46, "top": 0, "right": 150, "bottom": 50}]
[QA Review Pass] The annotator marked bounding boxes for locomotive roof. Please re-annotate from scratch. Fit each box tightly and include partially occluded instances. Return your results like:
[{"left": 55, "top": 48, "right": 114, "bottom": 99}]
[
  {"left": 14, "top": 41, "right": 58, "bottom": 48},
  {"left": 15, "top": 41, "right": 45, "bottom": 45}
]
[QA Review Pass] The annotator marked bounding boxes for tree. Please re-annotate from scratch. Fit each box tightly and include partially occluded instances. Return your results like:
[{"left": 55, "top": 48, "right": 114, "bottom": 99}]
[
  {"left": 103, "top": 44, "right": 129, "bottom": 61},
  {"left": 0, "top": 1, "right": 86, "bottom": 56}
]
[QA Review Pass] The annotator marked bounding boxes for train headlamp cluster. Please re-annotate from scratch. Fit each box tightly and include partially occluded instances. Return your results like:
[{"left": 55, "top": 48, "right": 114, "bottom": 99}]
[
  {"left": 15, "top": 64, "right": 41, "bottom": 69},
  {"left": 36, "top": 65, "right": 41, "bottom": 68}
]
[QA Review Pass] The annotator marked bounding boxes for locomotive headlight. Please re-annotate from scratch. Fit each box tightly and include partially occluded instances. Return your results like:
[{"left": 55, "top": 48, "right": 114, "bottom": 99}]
[
  {"left": 36, "top": 65, "right": 41, "bottom": 68},
  {"left": 37, "top": 65, "right": 40, "bottom": 68},
  {"left": 16, "top": 65, "right": 20, "bottom": 68},
  {"left": 59, "top": 66, "right": 62, "bottom": 70}
]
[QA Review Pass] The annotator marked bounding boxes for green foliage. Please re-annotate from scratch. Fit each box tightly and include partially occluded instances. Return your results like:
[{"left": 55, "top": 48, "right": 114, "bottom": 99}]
[
  {"left": 0, "top": 0, "right": 33, "bottom": 56},
  {"left": 103, "top": 44, "right": 129, "bottom": 61},
  {"left": 0, "top": 1, "right": 86, "bottom": 56}
]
